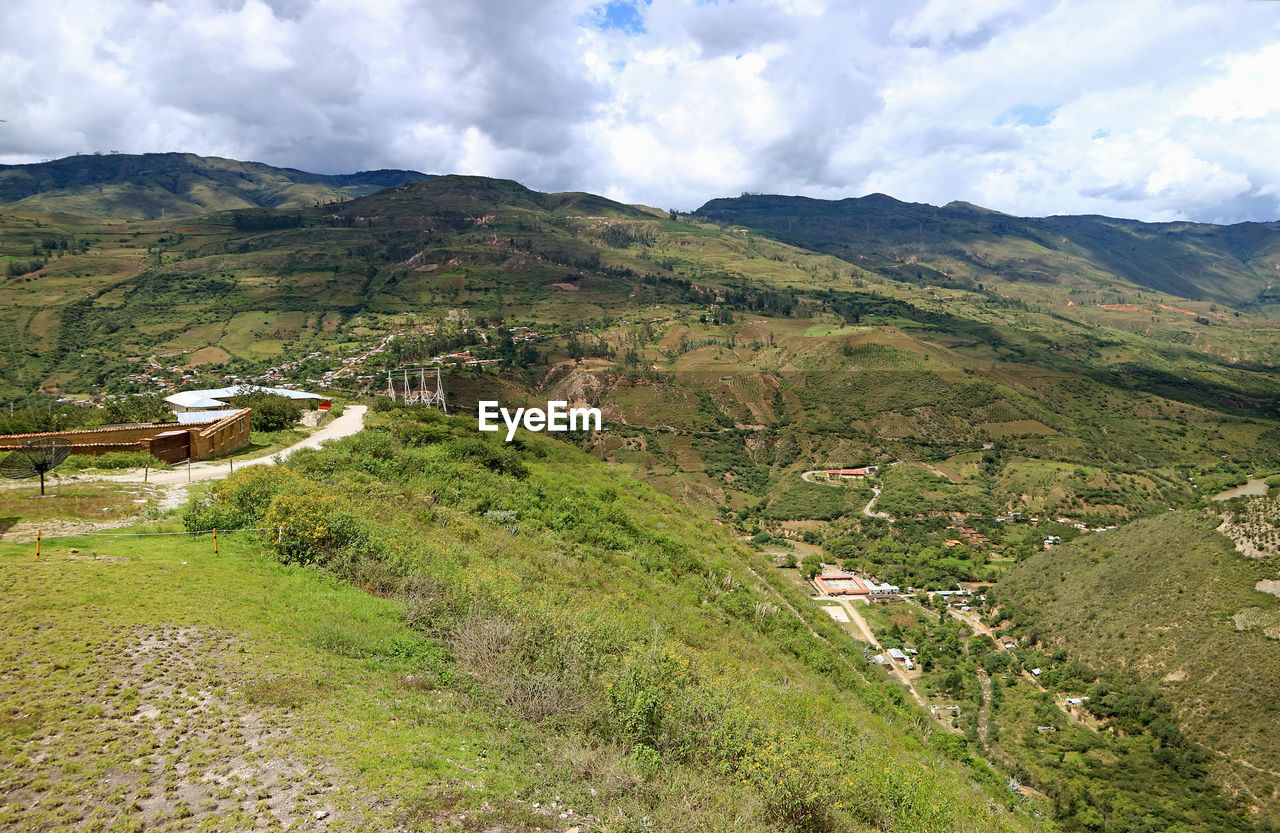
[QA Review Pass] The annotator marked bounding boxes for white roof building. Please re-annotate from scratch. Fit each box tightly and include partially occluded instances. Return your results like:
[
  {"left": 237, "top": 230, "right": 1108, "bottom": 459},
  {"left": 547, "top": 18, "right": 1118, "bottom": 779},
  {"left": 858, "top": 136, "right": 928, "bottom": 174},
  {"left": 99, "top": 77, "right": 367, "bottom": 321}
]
[
  {"left": 165, "top": 385, "right": 328, "bottom": 413},
  {"left": 175, "top": 409, "right": 243, "bottom": 425}
]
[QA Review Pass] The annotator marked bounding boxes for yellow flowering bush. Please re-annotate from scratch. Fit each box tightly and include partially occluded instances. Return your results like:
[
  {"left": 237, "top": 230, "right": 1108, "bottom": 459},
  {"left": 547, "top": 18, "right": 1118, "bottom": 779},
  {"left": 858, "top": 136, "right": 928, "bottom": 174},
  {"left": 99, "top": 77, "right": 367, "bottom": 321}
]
[
  {"left": 183, "top": 465, "right": 308, "bottom": 532},
  {"left": 263, "top": 486, "right": 346, "bottom": 564}
]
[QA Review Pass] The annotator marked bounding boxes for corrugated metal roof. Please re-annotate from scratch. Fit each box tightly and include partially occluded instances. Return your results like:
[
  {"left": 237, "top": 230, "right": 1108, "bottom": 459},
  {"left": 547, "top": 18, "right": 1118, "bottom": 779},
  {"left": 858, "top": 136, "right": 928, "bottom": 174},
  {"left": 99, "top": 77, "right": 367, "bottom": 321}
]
[
  {"left": 175, "top": 409, "right": 242, "bottom": 425},
  {"left": 164, "top": 392, "right": 230, "bottom": 408},
  {"left": 165, "top": 385, "right": 328, "bottom": 406}
]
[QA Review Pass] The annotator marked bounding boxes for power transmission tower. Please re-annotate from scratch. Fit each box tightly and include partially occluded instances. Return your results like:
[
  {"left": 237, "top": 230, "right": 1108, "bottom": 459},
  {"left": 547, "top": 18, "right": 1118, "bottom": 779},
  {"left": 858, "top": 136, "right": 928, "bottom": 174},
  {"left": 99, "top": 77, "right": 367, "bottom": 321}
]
[{"left": 423, "top": 366, "right": 447, "bottom": 412}]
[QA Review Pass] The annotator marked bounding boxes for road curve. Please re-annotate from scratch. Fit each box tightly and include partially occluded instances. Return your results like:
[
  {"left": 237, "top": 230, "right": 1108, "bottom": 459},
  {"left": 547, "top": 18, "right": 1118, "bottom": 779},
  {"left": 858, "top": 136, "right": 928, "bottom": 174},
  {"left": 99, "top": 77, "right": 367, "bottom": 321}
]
[{"left": 99, "top": 405, "right": 368, "bottom": 486}]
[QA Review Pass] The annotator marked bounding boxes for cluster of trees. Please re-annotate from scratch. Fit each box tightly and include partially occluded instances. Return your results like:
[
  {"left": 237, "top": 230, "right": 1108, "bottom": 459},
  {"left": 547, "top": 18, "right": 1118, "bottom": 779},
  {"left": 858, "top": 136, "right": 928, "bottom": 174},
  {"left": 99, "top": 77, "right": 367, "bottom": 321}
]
[
  {"left": 0, "top": 393, "right": 174, "bottom": 435},
  {"left": 235, "top": 391, "right": 303, "bottom": 432}
]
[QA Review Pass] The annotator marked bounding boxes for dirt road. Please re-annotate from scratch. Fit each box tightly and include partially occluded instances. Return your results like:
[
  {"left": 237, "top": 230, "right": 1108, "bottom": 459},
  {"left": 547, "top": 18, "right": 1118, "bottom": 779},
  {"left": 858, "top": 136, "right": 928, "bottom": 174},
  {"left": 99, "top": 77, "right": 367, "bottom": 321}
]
[
  {"left": 99, "top": 405, "right": 367, "bottom": 487},
  {"left": 0, "top": 407, "right": 369, "bottom": 543},
  {"left": 863, "top": 485, "right": 891, "bottom": 520}
]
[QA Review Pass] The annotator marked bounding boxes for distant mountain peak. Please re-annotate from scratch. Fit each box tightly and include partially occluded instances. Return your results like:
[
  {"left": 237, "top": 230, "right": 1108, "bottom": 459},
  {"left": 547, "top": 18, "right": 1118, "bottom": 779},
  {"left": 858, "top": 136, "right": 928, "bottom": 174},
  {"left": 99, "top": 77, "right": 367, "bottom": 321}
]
[
  {"left": 943, "top": 200, "right": 1007, "bottom": 215},
  {"left": 0, "top": 152, "right": 431, "bottom": 219}
]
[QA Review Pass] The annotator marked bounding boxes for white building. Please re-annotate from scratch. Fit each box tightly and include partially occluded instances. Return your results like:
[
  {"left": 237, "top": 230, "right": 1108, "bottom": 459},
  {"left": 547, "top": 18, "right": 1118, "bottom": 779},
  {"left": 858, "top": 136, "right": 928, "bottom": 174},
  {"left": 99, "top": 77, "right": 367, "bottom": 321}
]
[{"left": 165, "top": 385, "right": 329, "bottom": 414}]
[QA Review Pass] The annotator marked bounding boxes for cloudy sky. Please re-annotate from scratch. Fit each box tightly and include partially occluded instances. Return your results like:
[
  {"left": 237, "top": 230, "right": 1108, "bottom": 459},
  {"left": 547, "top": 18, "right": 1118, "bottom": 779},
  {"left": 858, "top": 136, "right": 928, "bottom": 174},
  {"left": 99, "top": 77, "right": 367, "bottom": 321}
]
[{"left": 1, "top": 0, "right": 1278, "bottom": 222}]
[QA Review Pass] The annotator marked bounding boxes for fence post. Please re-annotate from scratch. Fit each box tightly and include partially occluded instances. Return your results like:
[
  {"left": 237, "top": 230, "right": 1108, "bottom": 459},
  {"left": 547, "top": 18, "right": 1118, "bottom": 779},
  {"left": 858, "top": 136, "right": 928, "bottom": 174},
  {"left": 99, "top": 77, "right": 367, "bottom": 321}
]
[
  {"left": 277, "top": 526, "right": 282, "bottom": 544},
  {"left": 213, "top": 528, "right": 219, "bottom": 557},
  {"left": 35, "top": 529, "right": 41, "bottom": 560}
]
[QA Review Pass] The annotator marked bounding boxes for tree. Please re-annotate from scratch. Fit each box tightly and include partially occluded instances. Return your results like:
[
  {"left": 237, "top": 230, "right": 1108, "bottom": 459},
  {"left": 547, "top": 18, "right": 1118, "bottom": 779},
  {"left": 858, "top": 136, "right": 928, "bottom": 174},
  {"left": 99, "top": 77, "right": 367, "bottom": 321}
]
[
  {"left": 799, "top": 553, "right": 822, "bottom": 579},
  {"left": 238, "top": 391, "right": 302, "bottom": 432},
  {"left": 103, "top": 393, "right": 172, "bottom": 425}
]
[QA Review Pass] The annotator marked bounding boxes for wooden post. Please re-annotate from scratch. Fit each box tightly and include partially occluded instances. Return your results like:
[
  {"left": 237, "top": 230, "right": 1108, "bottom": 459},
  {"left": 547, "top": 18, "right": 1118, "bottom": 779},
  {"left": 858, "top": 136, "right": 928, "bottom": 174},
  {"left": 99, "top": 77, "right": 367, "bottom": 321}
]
[
  {"left": 213, "top": 528, "right": 219, "bottom": 557},
  {"left": 35, "top": 529, "right": 41, "bottom": 560},
  {"left": 276, "top": 526, "right": 283, "bottom": 544},
  {"left": 144, "top": 463, "right": 149, "bottom": 484}
]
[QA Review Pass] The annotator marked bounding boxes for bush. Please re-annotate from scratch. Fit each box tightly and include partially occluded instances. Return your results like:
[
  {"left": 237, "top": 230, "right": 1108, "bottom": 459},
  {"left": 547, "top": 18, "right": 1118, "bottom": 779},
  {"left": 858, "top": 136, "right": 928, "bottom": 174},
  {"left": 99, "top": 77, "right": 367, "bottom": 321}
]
[
  {"left": 800, "top": 553, "right": 823, "bottom": 579},
  {"left": 183, "top": 465, "right": 307, "bottom": 532},
  {"left": 263, "top": 486, "right": 365, "bottom": 564},
  {"left": 64, "top": 451, "right": 169, "bottom": 471}
]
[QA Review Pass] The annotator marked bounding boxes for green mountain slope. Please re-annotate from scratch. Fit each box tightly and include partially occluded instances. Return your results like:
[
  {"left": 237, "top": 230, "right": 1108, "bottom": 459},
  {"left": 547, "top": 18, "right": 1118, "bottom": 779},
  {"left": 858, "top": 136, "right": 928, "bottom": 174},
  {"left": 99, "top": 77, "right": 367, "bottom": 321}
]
[
  {"left": 0, "top": 153, "right": 430, "bottom": 218},
  {"left": 694, "top": 193, "right": 1280, "bottom": 316},
  {"left": 4, "top": 173, "right": 1280, "bottom": 527},
  {"left": 0, "top": 408, "right": 1055, "bottom": 833},
  {"left": 3, "top": 166, "right": 1280, "bottom": 831},
  {"left": 991, "top": 508, "right": 1280, "bottom": 821}
]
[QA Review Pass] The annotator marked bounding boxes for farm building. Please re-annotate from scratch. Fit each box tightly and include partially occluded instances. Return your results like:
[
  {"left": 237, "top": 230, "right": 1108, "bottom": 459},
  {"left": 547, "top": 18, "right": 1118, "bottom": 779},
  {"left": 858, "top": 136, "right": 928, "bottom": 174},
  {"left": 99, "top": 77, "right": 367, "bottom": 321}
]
[
  {"left": 864, "top": 579, "right": 900, "bottom": 597},
  {"left": 814, "top": 571, "right": 869, "bottom": 596},
  {"left": 823, "top": 465, "right": 878, "bottom": 479},
  {"left": 0, "top": 408, "right": 251, "bottom": 463},
  {"left": 165, "top": 385, "right": 329, "bottom": 414}
]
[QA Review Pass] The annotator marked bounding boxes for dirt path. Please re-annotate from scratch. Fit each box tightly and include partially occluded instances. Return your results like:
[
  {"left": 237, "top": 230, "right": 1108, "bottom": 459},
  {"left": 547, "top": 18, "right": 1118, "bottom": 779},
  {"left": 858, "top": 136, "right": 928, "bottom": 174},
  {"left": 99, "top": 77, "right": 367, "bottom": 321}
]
[
  {"left": 944, "top": 605, "right": 1048, "bottom": 690},
  {"left": 976, "top": 667, "right": 992, "bottom": 745},
  {"left": 809, "top": 585, "right": 944, "bottom": 717},
  {"left": 863, "top": 485, "right": 891, "bottom": 520},
  {"left": 745, "top": 566, "right": 870, "bottom": 686},
  {"left": 97, "top": 405, "right": 367, "bottom": 487},
  {"left": 0, "top": 407, "right": 368, "bottom": 542}
]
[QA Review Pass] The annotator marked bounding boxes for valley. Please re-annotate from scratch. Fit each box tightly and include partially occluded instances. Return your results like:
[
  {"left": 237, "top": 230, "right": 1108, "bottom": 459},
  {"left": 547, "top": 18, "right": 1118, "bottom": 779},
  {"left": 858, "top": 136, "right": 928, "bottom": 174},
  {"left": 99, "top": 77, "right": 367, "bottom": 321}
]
[{"left": 2, "top": 156, "right": 1279, "bottom": 832}]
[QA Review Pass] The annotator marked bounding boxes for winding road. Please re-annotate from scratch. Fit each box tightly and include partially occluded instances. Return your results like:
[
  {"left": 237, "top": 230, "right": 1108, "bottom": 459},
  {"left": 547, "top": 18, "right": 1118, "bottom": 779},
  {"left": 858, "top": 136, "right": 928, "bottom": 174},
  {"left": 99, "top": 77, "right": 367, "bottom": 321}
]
[{"left": 798, "top": 470, "right": 892, "bottom": 521}]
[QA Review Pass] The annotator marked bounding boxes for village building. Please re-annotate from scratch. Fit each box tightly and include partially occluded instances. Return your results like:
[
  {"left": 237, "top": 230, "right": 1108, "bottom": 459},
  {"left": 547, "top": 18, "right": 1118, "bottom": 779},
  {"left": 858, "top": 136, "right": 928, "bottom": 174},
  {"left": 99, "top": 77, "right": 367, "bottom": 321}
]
[
  {"left": 823, "top": 465, "right": 879, "bottom": 480},
  {"left": 814, "top": 571, "right": 870, "bottom": 596},
  {"left": 165, "top": 385, "right": 329, "bottom": 414},
  {"left": 0, "top": 408, "right": 251, "bottom": 463},
  {"left": 865, "top": 579, "right": 901, "bottom": 598}
]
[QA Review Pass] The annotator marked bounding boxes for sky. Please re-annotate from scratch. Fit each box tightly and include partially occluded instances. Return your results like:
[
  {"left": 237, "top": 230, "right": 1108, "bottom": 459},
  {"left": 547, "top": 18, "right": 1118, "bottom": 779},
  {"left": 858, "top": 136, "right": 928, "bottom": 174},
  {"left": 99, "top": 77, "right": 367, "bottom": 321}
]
[{"left": 1, "top": 0, "right": 1278, "bottom": 223}]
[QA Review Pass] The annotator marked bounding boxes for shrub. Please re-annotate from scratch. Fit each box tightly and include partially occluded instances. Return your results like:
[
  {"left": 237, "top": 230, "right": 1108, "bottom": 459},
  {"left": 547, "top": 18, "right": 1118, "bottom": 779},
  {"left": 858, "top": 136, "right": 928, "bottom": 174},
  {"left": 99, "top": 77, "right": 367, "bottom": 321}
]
[
  {"left": 64, "top": 452, "right": 168, "bottom": 471},
  {"left": 800, "top": 553, "right": 823, "bottom": 579},
  {"left": 183, "top": 466, "right": 306, "bottom": 532},
  {"left": 262, "top": 486, "right": 363, "bottom": 564}
]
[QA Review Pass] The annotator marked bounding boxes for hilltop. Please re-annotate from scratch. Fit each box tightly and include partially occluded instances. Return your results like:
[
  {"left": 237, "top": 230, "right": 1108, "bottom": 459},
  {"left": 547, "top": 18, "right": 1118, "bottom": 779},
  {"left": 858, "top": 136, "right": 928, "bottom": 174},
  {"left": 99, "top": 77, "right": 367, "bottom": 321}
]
[
  {"left": 0, "top": 152, "right": 430, "bottom": 218},
  {"left": 0, "top": 407, "right": 1054, "bottom": 833}
]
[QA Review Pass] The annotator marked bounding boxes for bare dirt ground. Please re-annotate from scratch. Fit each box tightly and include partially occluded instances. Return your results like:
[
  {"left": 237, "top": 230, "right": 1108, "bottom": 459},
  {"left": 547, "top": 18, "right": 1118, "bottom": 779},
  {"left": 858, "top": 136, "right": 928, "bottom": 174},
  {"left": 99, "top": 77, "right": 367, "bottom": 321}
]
[{"left": 0, "top": 625, "right": 353, "bottom": 831}]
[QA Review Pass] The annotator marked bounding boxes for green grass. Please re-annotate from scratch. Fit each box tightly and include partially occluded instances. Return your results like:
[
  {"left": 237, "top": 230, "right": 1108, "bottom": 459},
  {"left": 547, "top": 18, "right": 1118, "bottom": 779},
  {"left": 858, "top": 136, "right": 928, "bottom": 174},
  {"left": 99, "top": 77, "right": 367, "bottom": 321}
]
[
  {"left": 0, "top": 531, "right": 539, "bottom": 832},
  {"left": 0, "top": 481, "right": 157, "bottom": 531}
]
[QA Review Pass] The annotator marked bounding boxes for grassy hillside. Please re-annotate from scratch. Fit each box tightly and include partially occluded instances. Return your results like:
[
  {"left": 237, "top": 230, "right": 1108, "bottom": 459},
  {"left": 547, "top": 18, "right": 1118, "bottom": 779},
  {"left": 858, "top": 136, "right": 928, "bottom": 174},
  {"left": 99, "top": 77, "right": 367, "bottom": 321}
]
[
  {"left": 0, "top": 153, "right": 429, "bottom": 218},
  {"left": 0, "top": 407, "right": 1055, "bottom": 833},
  {"left": 991, "top": 509, "right": 1280, "bottom": 822}
]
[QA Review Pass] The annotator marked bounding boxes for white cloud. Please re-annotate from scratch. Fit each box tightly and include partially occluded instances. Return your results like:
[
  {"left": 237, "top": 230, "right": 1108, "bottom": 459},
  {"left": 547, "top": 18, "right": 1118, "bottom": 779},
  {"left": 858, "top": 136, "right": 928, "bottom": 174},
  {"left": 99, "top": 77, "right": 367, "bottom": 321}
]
[{"left": 0, "top": 0, "right": 1278, "bottom": 222}]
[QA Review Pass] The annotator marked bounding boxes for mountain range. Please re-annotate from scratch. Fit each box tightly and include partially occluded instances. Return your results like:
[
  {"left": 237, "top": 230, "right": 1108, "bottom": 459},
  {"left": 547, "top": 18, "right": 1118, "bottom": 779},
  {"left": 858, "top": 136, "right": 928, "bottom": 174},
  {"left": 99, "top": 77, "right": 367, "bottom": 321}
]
[{"left": 2, "top": 152, "right": 1279, "bottom": 832}]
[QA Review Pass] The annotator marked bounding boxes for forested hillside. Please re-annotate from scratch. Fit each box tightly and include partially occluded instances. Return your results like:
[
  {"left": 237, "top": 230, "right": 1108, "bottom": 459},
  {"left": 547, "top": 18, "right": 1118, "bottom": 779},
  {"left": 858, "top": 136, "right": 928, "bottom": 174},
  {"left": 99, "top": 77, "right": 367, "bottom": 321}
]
[{"left": 992, "top": 509, "right": 1280, "bottom": 823}]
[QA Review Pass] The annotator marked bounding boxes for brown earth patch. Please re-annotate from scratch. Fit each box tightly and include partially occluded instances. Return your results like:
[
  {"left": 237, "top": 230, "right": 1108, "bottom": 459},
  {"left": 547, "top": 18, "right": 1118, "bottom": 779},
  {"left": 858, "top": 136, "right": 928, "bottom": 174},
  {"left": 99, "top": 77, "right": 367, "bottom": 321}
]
[{"left": 184, "top": 345, "right": 231, "bottom": 368}]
